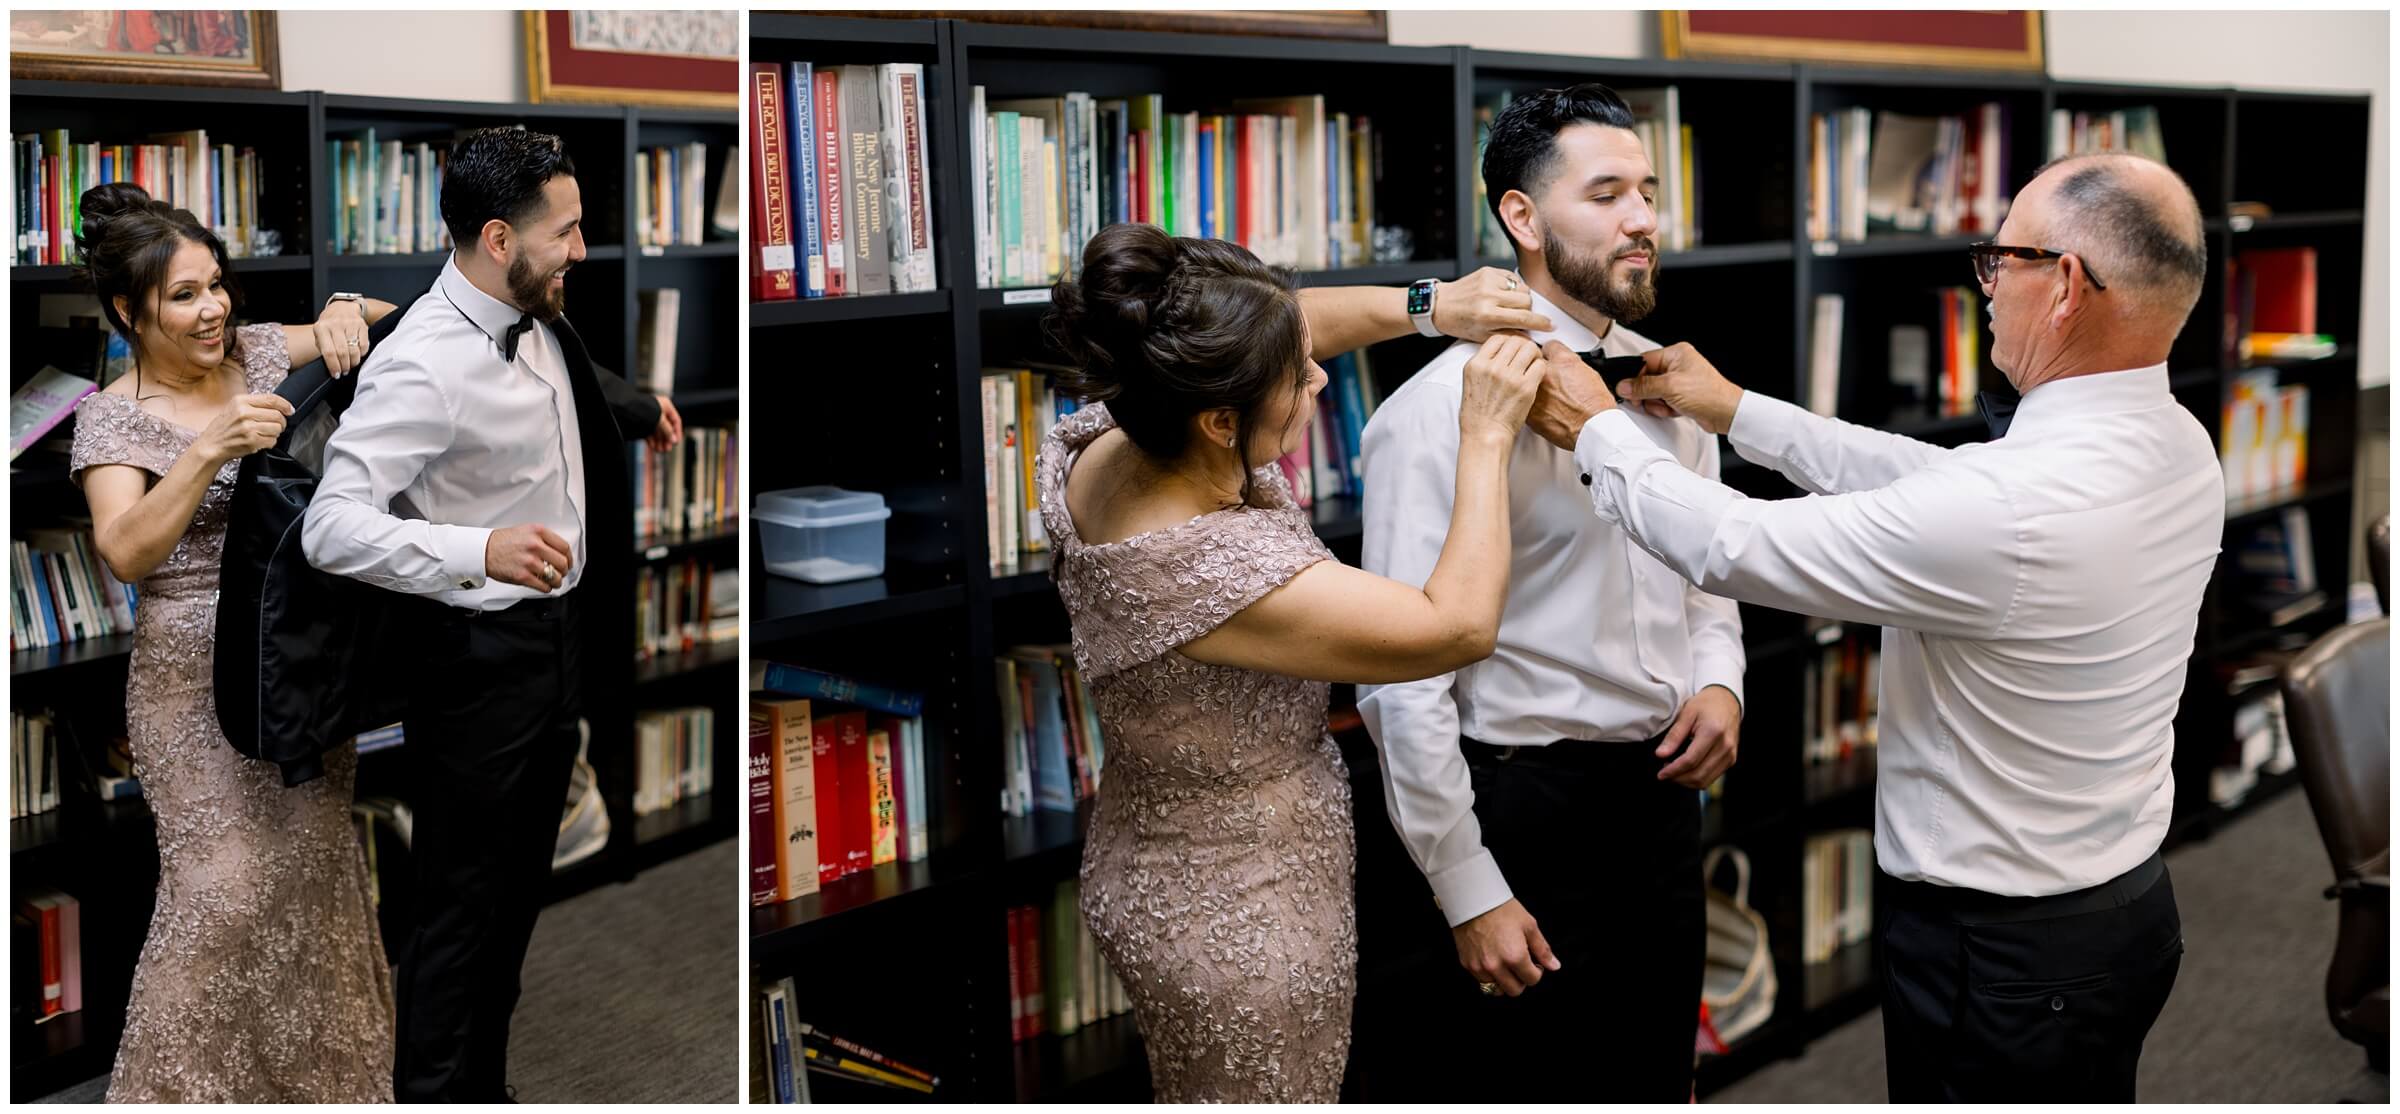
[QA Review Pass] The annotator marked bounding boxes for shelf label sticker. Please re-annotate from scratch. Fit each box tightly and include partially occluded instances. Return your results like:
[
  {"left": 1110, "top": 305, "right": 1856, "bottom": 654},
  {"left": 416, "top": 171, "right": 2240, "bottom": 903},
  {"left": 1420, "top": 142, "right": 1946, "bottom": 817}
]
[
  {"left": 1811, "top": 241, "right": 1839, "bottom": 256},
  {"left": 642, "top": 245, "right": 665, "bottom": 257},
  {"left": 1003, "top": 288, "right": 1048, "bottom": 305},
  {"left": 645, "top": 545, "right": 669, "bottom": 561},
  {"left": 760, "top": 244, "right": 796, "bottom": 271},
  {"left": 2229, "top": 215, "right": 2255, "bottom": 233}
]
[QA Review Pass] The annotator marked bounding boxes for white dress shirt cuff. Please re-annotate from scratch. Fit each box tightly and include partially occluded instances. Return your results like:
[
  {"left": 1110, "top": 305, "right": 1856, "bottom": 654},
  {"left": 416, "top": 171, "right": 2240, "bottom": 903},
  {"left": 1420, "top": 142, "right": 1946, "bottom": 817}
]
[
  {"left": 437, "top": 525, "right": 493, "bottom": 592},
  {"left": 1429, "top": 849, "right": 1512, "bottom": 928},
  {"left": 1692, "top": 659, "right": 1747, "bottom": 712},
  {"left": 1726, "top": 390, "right": 1810, "bottom": 473}
]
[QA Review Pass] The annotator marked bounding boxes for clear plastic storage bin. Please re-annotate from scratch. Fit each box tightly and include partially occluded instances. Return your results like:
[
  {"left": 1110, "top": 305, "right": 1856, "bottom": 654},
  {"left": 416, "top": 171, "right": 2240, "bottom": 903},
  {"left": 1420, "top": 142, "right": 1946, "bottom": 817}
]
[{"left": 754, "top": 486, "right": 892, "bottom": 584}]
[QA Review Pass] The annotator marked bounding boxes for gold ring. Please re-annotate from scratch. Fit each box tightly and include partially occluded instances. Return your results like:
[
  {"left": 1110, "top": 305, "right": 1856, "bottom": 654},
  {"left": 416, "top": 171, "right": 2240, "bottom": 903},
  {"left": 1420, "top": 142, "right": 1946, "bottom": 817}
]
[
  {"left": 542, "top": 562, "right": 558, "bottom": 583},
  {"left": 349, "top": 338, "right": 359, "bottom": 348},
  {"left": 1478, "top": 981, "right": 1498, "bottom": 996},
  {"left": 1503, "top": 274, "right": 1517, "bottom": 292}
]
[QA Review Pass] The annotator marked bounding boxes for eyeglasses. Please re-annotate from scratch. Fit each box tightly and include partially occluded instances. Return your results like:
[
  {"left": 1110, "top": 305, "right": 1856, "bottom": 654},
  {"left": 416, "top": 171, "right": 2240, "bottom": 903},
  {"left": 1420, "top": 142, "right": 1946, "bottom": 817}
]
[{"left": 1967, "top": 242, "right": 2107, "bottom": 291}]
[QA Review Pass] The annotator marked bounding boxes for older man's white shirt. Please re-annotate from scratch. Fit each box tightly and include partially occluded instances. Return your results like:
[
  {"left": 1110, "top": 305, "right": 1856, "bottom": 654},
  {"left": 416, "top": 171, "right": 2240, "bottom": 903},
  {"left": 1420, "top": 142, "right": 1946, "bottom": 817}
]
[{"left": 1573, "top": 364, "right": 2222, "bottom": 896}]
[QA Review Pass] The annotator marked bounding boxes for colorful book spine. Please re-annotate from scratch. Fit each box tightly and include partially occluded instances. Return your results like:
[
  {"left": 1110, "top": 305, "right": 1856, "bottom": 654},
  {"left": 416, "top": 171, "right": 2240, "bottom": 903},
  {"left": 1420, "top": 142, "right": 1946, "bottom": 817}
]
[{"left": 747, "top": 63, "right": 799, "bottom": 301}]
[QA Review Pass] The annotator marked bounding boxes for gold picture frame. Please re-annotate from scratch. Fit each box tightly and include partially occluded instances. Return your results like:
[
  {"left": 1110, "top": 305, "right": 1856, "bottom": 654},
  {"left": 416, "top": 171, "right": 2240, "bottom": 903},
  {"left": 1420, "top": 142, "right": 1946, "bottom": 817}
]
[
  {"left": 10, "top": 10, "right": 281, "bottom": 89},
  {"left": 525, "top": 10, "right": 739, "bottom": 110},
  {"left": 1662, "top": 11, "right": 2045, "bottom": 72}
]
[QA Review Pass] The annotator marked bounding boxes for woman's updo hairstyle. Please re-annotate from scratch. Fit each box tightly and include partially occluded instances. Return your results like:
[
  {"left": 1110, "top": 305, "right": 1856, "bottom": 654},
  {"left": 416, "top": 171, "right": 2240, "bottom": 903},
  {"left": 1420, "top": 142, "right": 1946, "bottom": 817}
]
[
  {"left": 1045, "top": 222, "right": 1306, "bottom": 506},
  {"left": 73, "top": 181, "right": 246, "bottom": 362}
]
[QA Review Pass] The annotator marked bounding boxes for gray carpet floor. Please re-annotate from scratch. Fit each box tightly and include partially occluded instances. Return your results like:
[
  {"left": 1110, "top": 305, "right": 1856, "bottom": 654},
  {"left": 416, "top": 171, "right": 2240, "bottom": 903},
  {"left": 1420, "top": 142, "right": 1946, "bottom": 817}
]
[
  {"left": 40, "top": 837, "right": 739, "bottom": 1103},
  {"left": 1711, "top": 788, "right": 2391, "bottom": 1104}
]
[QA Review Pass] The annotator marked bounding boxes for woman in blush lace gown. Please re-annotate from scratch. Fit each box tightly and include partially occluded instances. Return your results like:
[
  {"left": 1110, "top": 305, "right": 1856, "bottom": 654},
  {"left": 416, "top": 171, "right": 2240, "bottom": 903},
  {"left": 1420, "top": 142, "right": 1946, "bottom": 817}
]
[
  {"left": 1033, "top": 223, "right": 1548, "bottom": 1101},
  {"left": 68, "top": 184, "right": 400, "bottom": 1102}
]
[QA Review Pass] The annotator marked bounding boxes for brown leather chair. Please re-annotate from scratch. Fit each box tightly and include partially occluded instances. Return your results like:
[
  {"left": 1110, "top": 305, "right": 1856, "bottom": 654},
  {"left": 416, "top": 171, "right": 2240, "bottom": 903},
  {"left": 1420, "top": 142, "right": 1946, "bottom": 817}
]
[
  {"left": 2281, "top": 617, "right": 2390, "bottom": 1069},
  {"left": 2370, "top": 512, "right": 2389, "bottom": 615}
]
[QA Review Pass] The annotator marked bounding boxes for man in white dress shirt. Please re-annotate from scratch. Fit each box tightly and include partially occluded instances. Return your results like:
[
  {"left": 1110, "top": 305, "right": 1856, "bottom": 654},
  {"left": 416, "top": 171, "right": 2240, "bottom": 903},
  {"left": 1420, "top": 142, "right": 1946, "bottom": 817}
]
[
  {"left": 303, "top": 128, "right": 678, "bottom": 1102},
  {"left": 1354, "top": 85, "right": 1742, "bottom": 1101},
  {"left": 1531, "top": 153, "right": 2219, "bottom": 1100}
]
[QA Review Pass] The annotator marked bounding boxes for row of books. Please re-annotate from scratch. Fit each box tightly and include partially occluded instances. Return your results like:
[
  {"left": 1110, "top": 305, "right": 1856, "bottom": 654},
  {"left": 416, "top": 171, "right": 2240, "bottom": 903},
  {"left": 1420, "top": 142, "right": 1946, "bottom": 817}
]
[
  {"left": 2228, "top": 505, "right": 2326, "bottom": 629},
  {"left": 2226, "top": 246, "right": 2328, "bottom": 365},
  {"left": 635, "top": 558, "right": 736, "bottom": 660},
  {"left": 16, "top": 129, "right": 266, "bottom": 264},
  {"left": 972, "top": 89, "right": 1386, "bottom": 288},
  {"left": 979, "top": 368, "right": 1070, "bottom": 573},
  {"left": 13, "top": 887, "right": 82, "bottom": 1025},
  {"left": 749, "top": 662, "right": 933, "bottom": 903},
  {"left": 12, "top": 710, "right": 62, "bottom": 819},
  {"left": 11, "top": 363, "right": 99, "bottom": 461},
  {"left": 2223, "top": 372, "right": 2311, "bottom": 502},
  {"left": 1820, "top": 103, "right": 2009, "bottom": 242},
  {"left": 1008, "top": 879, "right": 1133, "bottom": 1042},
  {"left": 1805, "top": 288, "right": 1984, "bottom": 420},
  {"left": 1803, "top": 626, "right": 1881, "bottom": 767},
  {"left": 10, "top": 527, "right": 137, "bottom": 652},
  {"left": 1800, "top": 828, "right": 1873, "bottom": 964},
  {"left": 2046, "top": 106, "right": 2168, "bottom": 164},
  {"left": 633, "top": 706, "right": 718, "bottom": 817},
  {"left": 747, "top": 60, "right": 938, "bottom": 301},
  {"left": 996, "top": 645, "right": 1107, "bottom": 819},
  {"left": 1474, "top": 87, "right": 1703, "bottom": 257},
  {"left": 328, "top": 131, "right": 450, "bottom": 256},
  {"left": 631, "top": 424, "right": 740, "bottom": 541},
  {"left": 633, "top": 142, "right": 727, "bottom": 248},
  {"left": 755, "top": 979, "right": 943, "bottom": 1101},
  {"left": 1271, "top": 349, "right": 1382, "bottom": 509}
]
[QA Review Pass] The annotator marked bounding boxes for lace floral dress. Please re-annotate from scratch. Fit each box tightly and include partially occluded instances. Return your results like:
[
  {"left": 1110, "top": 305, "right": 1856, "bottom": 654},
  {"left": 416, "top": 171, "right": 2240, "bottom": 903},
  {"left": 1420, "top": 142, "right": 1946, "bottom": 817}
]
[
  {"left": 69, "top": 323, "right": 395, "bottom": 1103},
  {"left": 1037, "top": 404, "right": 1357, "bottom": 1102}
]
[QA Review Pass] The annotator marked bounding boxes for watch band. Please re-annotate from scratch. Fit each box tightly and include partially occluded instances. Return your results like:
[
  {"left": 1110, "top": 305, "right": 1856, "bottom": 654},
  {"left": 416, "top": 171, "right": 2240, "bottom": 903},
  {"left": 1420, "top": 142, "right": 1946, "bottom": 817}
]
[{"left": 1408, "top": 278, "right": 1441, "bottom": 338}]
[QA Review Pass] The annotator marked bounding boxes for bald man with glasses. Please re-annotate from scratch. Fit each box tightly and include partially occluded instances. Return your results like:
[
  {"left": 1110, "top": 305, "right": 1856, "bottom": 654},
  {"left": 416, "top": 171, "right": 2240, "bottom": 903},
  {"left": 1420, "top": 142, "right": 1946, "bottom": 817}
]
[{"left": 1520, "top": 152, "right": 2222, "bottom": 1100}]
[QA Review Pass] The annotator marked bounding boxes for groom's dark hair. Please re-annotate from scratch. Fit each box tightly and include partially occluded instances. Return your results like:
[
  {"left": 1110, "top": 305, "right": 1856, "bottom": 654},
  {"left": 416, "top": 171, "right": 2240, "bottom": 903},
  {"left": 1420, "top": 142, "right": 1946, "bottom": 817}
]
[
  {"left": 1481, "top": 84, "right": 1640, "bottom": 231},
  {"left": 441, "top": 127, "right": 578, "bottom": 248}
]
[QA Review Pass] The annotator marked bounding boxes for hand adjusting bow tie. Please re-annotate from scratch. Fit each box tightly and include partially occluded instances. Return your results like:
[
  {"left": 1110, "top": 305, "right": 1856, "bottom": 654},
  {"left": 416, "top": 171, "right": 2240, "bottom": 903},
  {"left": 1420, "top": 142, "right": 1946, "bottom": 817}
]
[
  {"left": 1579, "top": 351, "right": 1647, "bottom": 394},
  {"left": 502, "top": 314, "right": 536, "bottom": 361}
]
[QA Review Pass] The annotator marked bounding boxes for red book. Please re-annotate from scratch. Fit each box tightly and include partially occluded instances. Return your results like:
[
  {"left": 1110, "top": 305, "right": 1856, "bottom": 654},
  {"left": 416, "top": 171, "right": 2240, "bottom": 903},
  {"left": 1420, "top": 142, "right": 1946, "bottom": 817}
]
[
  {"left": 2239, "top": 247, "right": 2317, "bottom": 335},
  {"left": 810, "top": 712, "right": 847, "bottom": 885},
  {"left": 1017, "top": 905, "right": 1046, "bottom": 1037},
  {"left": 748, "top": 708, "right": 780, "bottom": 906},
  {"left": 747, "top": 62, "right": 799, "bottom": 301},
  {"left": 1006, "top": 905, "right": 1027, "bottom": 1041},
  {"left": 815, "top": 69, "right": 848, "bottom": 297},
  {"left": 1956, "top": 109, "right": 1982, "bottom": 235},
  {"left": 31, "top": 894, "right": 62, "bottom": 1018},
  {"left": 827, "top": 710, "right": 872, "bottom": 877},
  {"left": 1235, "top": 115, "right": 1252, "bottom": 250},
  {"left": 1130, "top": 130, "right": 1148, "bottom": 226}
]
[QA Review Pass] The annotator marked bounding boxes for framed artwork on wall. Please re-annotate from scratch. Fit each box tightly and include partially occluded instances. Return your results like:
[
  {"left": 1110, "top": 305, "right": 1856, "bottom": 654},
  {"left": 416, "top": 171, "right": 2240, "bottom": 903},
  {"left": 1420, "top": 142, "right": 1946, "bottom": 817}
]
[
  {"left": 1662, "top": 11, "right": 2045, "bottom": 72},
  {"left": 525, "top": 9, "right": 739, "bottom": 109},
  {"left": 10, "top": 10, "right": 280, "bottom": 89}
]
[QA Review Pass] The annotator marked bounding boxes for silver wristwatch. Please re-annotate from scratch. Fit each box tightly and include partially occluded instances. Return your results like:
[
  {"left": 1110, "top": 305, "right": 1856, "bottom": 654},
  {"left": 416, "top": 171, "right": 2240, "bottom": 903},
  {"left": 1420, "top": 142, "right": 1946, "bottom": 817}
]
[
  {"left": 326, "top": 291, "right": 364, "bottom": 309},
  {"left": 1407, "top": 278, "right": 1442, "bottom": 338}
]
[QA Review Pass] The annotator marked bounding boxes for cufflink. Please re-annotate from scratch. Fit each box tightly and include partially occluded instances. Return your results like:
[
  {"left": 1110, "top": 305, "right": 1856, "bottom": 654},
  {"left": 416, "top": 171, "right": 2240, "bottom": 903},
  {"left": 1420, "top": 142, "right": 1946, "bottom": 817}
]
[
  {"left": 459, "top": 579, "right": 477, "bottom": 589},
  {"left": 1580, "top": 473, "right": 1592, "bottom": 486}
]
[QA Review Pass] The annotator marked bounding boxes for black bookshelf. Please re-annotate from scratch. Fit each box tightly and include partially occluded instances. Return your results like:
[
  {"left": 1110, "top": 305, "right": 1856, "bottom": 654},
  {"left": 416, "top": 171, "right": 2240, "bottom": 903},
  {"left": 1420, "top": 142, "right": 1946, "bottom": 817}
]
[
  {"left": 8, "top": 81, "right": 738, "bottom": 1101},
  {"left": 746, "top": 17, "right": 2375, "bottom": 1103}
]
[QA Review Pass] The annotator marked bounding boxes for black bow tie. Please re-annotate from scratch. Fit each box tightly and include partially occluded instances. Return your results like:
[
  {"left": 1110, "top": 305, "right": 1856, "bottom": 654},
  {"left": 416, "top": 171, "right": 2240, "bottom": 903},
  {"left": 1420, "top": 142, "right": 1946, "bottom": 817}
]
[
  {"left": 502, "top": 314, "right": 536, "bottom": 361},
  {"left": 1976, "top": 388, "right": 2020, "bottom": 439},
  {"left": 1580, "top": 350, "right": 1647, "bottom": 394}
]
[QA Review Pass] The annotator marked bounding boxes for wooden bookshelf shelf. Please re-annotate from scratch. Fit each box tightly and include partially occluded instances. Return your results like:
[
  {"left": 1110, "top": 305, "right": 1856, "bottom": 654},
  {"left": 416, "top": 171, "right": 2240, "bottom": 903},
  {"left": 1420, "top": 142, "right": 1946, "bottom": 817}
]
[
  {"left": 750, "top": 576, "right": 966, "bottom": 643},
  {"left": 632, "top": 638, "right": 740, "bottom": 687},
  {"left": 672, "top": 386, "right": 739, "bottom": 408},
  {"left": 1805, "top": 233, "right": 1984, "bottom": 260},
  {"left": 746, "top": 21, "right": 2372, "bottom": 1102},
  {"left": 637, "top": 522, "right": 741, "bottom": 564},
  {"left": 2229, "top": 210, "right": 2365, "bottom": 232},
  {"left": 633, "top": 793, "right": 718, "bottom": 846},
  {"left": 640, "top": 242, "right": 739, "bottom": 258},
  {"left": 752, "top": 289, "right": 951, "bottom": 327},
  {"left": 13, "top": 254, "right": 313, "bottom": 283},
  {"left": 2225, "top": 476, "right": 2355, "bottom": 527},
  {"left": 324, "top": 244, "right": 626, "bottom": 268},
  {"left": 2239, "top": 344, "right": 2360, "bottom": 376},
  {"left": 10, "top": 632, "right": 135, "bottom": 678}
]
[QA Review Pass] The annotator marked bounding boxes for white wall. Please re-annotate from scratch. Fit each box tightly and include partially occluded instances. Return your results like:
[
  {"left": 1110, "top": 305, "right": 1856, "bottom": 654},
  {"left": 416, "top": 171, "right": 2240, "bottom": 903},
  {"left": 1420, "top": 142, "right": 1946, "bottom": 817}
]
[
  {"left": 1390, "top": 10, "right": 2390, "bottom": 388},
  {"left": 279, "top": 10, "right": 521, "bottom": 104}
]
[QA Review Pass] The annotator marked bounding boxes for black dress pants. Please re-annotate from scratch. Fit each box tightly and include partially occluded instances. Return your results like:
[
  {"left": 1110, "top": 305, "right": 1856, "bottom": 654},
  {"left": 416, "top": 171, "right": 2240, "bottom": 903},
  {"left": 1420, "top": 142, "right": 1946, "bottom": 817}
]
[
  {"left": 1360, "top": 736, "right": 1705, "bottom": 1102},
  {"left": 1879, "top": 852, "right": 2184, "bottom": 1102},
  {"left": 393, "top": 592, "right": 585, "bottom": 1103}
]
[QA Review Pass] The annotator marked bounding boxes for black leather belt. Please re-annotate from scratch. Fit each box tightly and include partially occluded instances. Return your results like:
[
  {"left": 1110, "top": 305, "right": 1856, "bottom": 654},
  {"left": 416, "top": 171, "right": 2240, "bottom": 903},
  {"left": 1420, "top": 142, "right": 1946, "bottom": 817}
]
[
  {"left": 444, "top": 590, "right": 578, "bottom": 624},
  {"left": 1885, "top": 851, "right": 2166, "bottom": 925},
  {"left": 1461, "top": 733, "right": 1672, "bottom": 771}
]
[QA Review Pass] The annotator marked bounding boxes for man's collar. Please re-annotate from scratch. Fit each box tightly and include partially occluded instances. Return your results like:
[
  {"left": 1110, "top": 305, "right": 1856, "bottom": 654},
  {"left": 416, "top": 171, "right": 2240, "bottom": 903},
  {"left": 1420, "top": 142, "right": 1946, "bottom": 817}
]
[
  {"left": 438, "top": 255, "right": 532, "bottom": 356},
  {"left": 1523, "top": 286, "right": 1607, "bottom": 354},
  {"left": 2008, "top": 363, "right": 2173, "bottom": 430}
]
